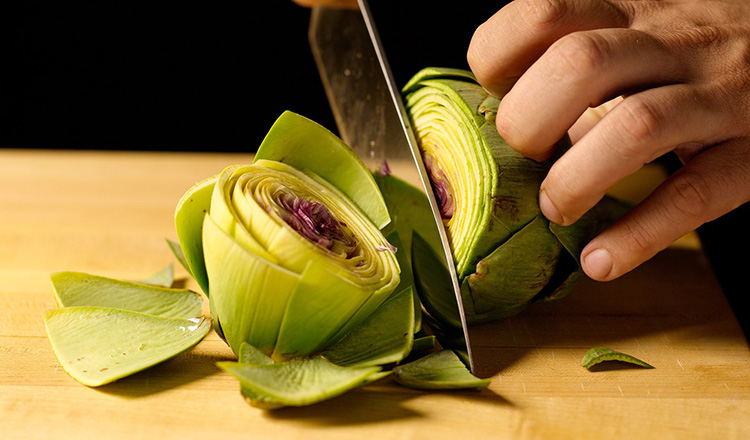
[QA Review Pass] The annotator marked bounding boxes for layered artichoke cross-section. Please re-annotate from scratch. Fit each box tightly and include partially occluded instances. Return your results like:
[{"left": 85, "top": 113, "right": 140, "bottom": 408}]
[{"left": 404, "top": 67, "right": 624, "bottom": 323}]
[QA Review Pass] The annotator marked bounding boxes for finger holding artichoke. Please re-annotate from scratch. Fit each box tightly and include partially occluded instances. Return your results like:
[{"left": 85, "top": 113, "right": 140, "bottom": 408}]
[{"left": 403, "top": 67, "right": 626, "bottom": 324}]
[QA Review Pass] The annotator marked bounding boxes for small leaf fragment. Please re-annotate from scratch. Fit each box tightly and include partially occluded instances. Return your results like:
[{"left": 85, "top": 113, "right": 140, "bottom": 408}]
[
  {"left": 45, "top": 307, "right": 211, "bottom": 387},
  {"left": 393, "top": 350, "right": 490, "bottom": 390},
  {"left": 140, "top": 263, "right": 175, "bottom": 288},
  {"left": 218, "top": 356, "right": 385, "bottom": 408},
  {"left": 238, "top": 342, "right": 275, "bottom": 366},
  {"left": 51, "top": 271, "right": 203, "bottom": 320},
  {"left": 166, "top": 239, "right": 191, "bottom": 277},
  {"left": 581, "top": 347, "right": 654, "bottom": 369}
]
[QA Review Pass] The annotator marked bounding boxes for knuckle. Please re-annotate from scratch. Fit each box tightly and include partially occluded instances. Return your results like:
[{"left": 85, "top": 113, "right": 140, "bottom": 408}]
[
  {"left": 549, "top": 32, "right": 610, "bottom": 79},
  {"left": 518, "top": 0, "right": 569, "bottom": 31},
  {"left": 620, "top": 216, "right": 660, "bottom": 257},
  {"left": 666, "top": 170, "right": 712, "bottom": 219},
  {"left": 613, "top": 97, "right": 662, "bottom": 154}
]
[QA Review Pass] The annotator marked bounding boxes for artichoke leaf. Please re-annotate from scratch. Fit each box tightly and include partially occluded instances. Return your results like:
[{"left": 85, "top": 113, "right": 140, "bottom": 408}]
[
  {"left": 254, "top": 111, "right": 390, "bottom": 230},
  {"left": 322, "top": 285, "right": 415, "bottom": 368},
  {"left": 139, "top": 263, "right": 175, "bottom": 288},
  {"left": 582, "top": 347, "right": 654, "bottom": 369},
  {"left": 218, "top": 356, "right": 385, "bottom": 409},
  {"left": 45, "top": 307, "right": 210, "bottom": 387},
  {"left": 174, "top": 174, "right": 217, "bottom": 295},
  {"left": 50, "top": 271, "right": 203, "bottom": 320},
  {"left": 393, "top": 349, "right": 490, "bottom": 390}
]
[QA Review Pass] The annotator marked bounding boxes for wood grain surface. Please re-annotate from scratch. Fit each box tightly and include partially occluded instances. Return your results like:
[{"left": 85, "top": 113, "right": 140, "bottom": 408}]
[{"left": 1, "top": 149, "right": 748, "bottom": 440}]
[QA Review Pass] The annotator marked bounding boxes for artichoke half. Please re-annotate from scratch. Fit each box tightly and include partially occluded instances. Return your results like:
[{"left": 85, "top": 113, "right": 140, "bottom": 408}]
[
  {"left": 403, "top": 67, "right": 625, "bottom": 323},
  {"left": 175, "top": 111, "right": 401, "bottom": 362}
]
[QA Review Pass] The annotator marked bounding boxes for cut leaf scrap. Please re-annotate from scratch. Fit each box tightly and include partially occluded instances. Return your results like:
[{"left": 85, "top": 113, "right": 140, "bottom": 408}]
[
  {"left": 139, "top": 263, "right": 175, "bottom": 288},
  {"left": 45, "top": 307, "right": 210, "bottom": 387},
  {"left": 582, "top": 347, "right": 654, "bottom": 369},
  {"left": 51, "top": 271, "right": 203, "bottom": 320},
  {"left": 393, "top": 349, "right": 490, "bottom": 390},
  {"left": 218, "top": 356, "right": 386, "bottom": 408}
]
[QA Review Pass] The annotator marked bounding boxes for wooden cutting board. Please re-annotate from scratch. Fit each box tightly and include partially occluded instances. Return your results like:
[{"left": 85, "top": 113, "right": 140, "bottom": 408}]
[{"left": 1, "top": 149, "right": 748, "bottom": 440}]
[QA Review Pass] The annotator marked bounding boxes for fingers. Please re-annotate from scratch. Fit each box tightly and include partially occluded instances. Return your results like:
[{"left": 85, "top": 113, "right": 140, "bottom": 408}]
[
  {"left": 580, "top": 139, "right": 750, "bottom": 281},
  {"left": 468, "top": 0, "right": 628, "bottom": 98},
  {"left": 539, "top": 84, "right": 733, "bottom": 226},
  {"left": 496, "top": 28, "right": 684, "bottom": 160}
]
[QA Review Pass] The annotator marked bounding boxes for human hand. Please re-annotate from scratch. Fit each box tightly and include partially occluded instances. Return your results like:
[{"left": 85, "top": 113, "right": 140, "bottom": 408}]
[{"left": 467, "top": 0, "right": 750, "bottom": 281}]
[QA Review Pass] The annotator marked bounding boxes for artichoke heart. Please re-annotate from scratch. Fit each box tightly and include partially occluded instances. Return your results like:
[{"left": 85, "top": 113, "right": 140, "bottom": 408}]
[
  {"left": 404, "top": 67, "right": 625, "bottom": 323},
  {"left": 176, "top": 112, "right": 401, "bottom": 362}
]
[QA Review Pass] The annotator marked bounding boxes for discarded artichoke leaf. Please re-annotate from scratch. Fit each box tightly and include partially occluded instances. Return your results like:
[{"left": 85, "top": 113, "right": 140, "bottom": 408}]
[
  {"left": 218, "top": 356, "right": 385, "bottom": 408},
  {"left": 410, "top": 335, "right": 437, "bottom": 354},
  {"left": 45, "top": 307, "right": 210, "bottom": 387},
  {"left": 254, "top": 111, "right": 390, "bottom": 230},
  {"left": 166, "top": 238, "right": 191, "bottom": 277},
  {"left": 239, "top": 342, "right": 276, "bottom": 365},
  {"left": 393, "top": 349, "right": 490, "bottom": 390},
  {"left": 50, "top": 271, "right": 203, "bottom": 320},
  {"left": 582, "top": 347, "right": 654, "bottom": 369},
  {"left": 322, "top": 286, "right": 414, "bottom": 368},
  {"left": 174, "top": 174, "right": 217, "bottom": 296},
  {"left": 139, "top": 263, "right": 174, "bottom": 288}
]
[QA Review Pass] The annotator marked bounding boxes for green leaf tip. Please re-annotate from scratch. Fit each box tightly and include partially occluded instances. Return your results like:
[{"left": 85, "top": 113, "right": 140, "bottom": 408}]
[
  {"left": 581, "top": 347, "right": 654, "bottom": 369},
  {"left": 218, "top": 355, "right": 385, "bottom": 409},
  {"left": 393, "top": 350, "right": 490, "bottom": 390}
]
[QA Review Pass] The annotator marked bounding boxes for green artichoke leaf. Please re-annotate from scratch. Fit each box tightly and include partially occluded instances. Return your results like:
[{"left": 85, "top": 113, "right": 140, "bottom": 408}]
[
  {"left": 239, "top": 342, "right": 276, "bottom": 365},
  {"left": 393, "top": 349, "right": 490, "bottom": 390},
  {"left": 385, "top": 230, "right": 421, "bottom": 333},
  {"left": 254, "top": 111, "right": 390, "bottom": 230},
  {"left": 410, "top": 335, "right": 437, "bottom": 354},
  {"left": 174, "top": 174, "right": 217, "bottom": 296},
  {"left": 50, "top": 271, "right": 203, "bottom": 320},
  {"left": 322, "top": 285, "right": 415, "bottom": 368},
  {"left": 45, "top": 307, "right": 210, "bottom": 387},
  {"left": 218, "top": 356, "right": 386, "bottom": 409},
  {"left": 202, "top": 213, "right": 301, "bottom": 358},
  {"left": 166, "top": 238, "right": 190, "bottom": 277},
  {"left": 582, "top": 347, "right": 654, "bottom": 369},
  {"left": 139, "top": 263, "right": 175, "bottom": 288}
]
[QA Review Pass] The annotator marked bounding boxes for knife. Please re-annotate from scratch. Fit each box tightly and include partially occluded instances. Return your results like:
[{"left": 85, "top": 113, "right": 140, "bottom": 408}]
[{"left": 308, "top": 0, "right": 476, "bottom": 371}]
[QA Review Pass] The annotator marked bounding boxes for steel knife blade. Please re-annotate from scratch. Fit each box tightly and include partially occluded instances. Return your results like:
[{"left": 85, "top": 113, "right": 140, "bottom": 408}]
[{"left": 308, "top": 0, "right": 476, "bottom": 371}]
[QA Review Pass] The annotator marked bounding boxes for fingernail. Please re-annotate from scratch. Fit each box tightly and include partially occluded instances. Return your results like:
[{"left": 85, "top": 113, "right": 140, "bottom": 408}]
[
  {"left": 583, "top": 248, "right": 613, "bottom": 280},
  {"left": 539, "top": 190, "right": 563, "bottom": 224}
]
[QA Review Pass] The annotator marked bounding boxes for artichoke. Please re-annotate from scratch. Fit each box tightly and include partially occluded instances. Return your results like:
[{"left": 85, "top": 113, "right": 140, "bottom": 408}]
[
  {"left": 403, "top": 67, "right": 625, "bottom": 323},
  {"left": 174, "top": 111, "right": 401, "bottom": 362}
]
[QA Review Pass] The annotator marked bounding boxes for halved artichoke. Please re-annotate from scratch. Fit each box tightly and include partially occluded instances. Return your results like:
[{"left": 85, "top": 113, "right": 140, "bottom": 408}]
[
  {"left": 175, "top": 111, "right": 401, "bottom": 362},
  {"left": 403, "top": 67, "right": 626, "bottom": 323}
]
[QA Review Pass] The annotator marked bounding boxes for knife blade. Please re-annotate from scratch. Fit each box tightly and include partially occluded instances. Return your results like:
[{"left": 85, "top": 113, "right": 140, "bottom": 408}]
[{"left": 309, "top": 0, "right": 476, "bottom": 371}]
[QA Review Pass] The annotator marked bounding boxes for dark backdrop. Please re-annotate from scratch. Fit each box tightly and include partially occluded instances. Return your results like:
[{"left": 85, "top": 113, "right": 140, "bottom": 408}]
[{"left": 0, "top": 2, "right": 499, "bottom": 152}]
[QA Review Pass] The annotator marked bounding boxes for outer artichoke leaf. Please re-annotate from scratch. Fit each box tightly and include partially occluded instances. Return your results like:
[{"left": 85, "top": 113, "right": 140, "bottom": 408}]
[
  {"left": 582, "top": 347, "right": 654, "bottom": 369},
  {"left": 139, "top": 263, "right": 174, "bottom": 288},
  {"left": 45, "top": 307, "right": 210, "bottom": 387},
  {"left": 50, "top": 271, "right": 203, "bottom": 320},
  {"left": 411, "top": 231, "right": 463, "bottom": 330},
  {"left": 272, "top": 263, "right": 378, "bottom": 362},
  {"left": 254, "top": 111, "right": 390, "bottom": 230},
  {"left": 393, "top": 349, "right": 490, "bottom": 390},
  {"left": 374, "top": 173, "right": 442, "bottom": 262},
  {"left": 174, "top": 174, "right": 217, "bottom": 296},
  {"left": 386, "top": 230, "right": 421, "bottom": 333},
  {"left": 464, "top": 215, "right": 563, "bottom": 323},
  {"left": 322, "top": 285, "right": 415, "bottom": 368},
  {"left": 166, "top": 238, "right": 191, "bottom": 278},
  {"left": 410, "top": 335, "right": 437, "bottom": 354},
  {"left": 217, "top": 356, "right": 383, "bottom": 408},
  {"left": 239, "top": 342, "right": 276, "bottom": 365},
  {"left": 202, "top": 213, "right": 300, "bottom": 356}
]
